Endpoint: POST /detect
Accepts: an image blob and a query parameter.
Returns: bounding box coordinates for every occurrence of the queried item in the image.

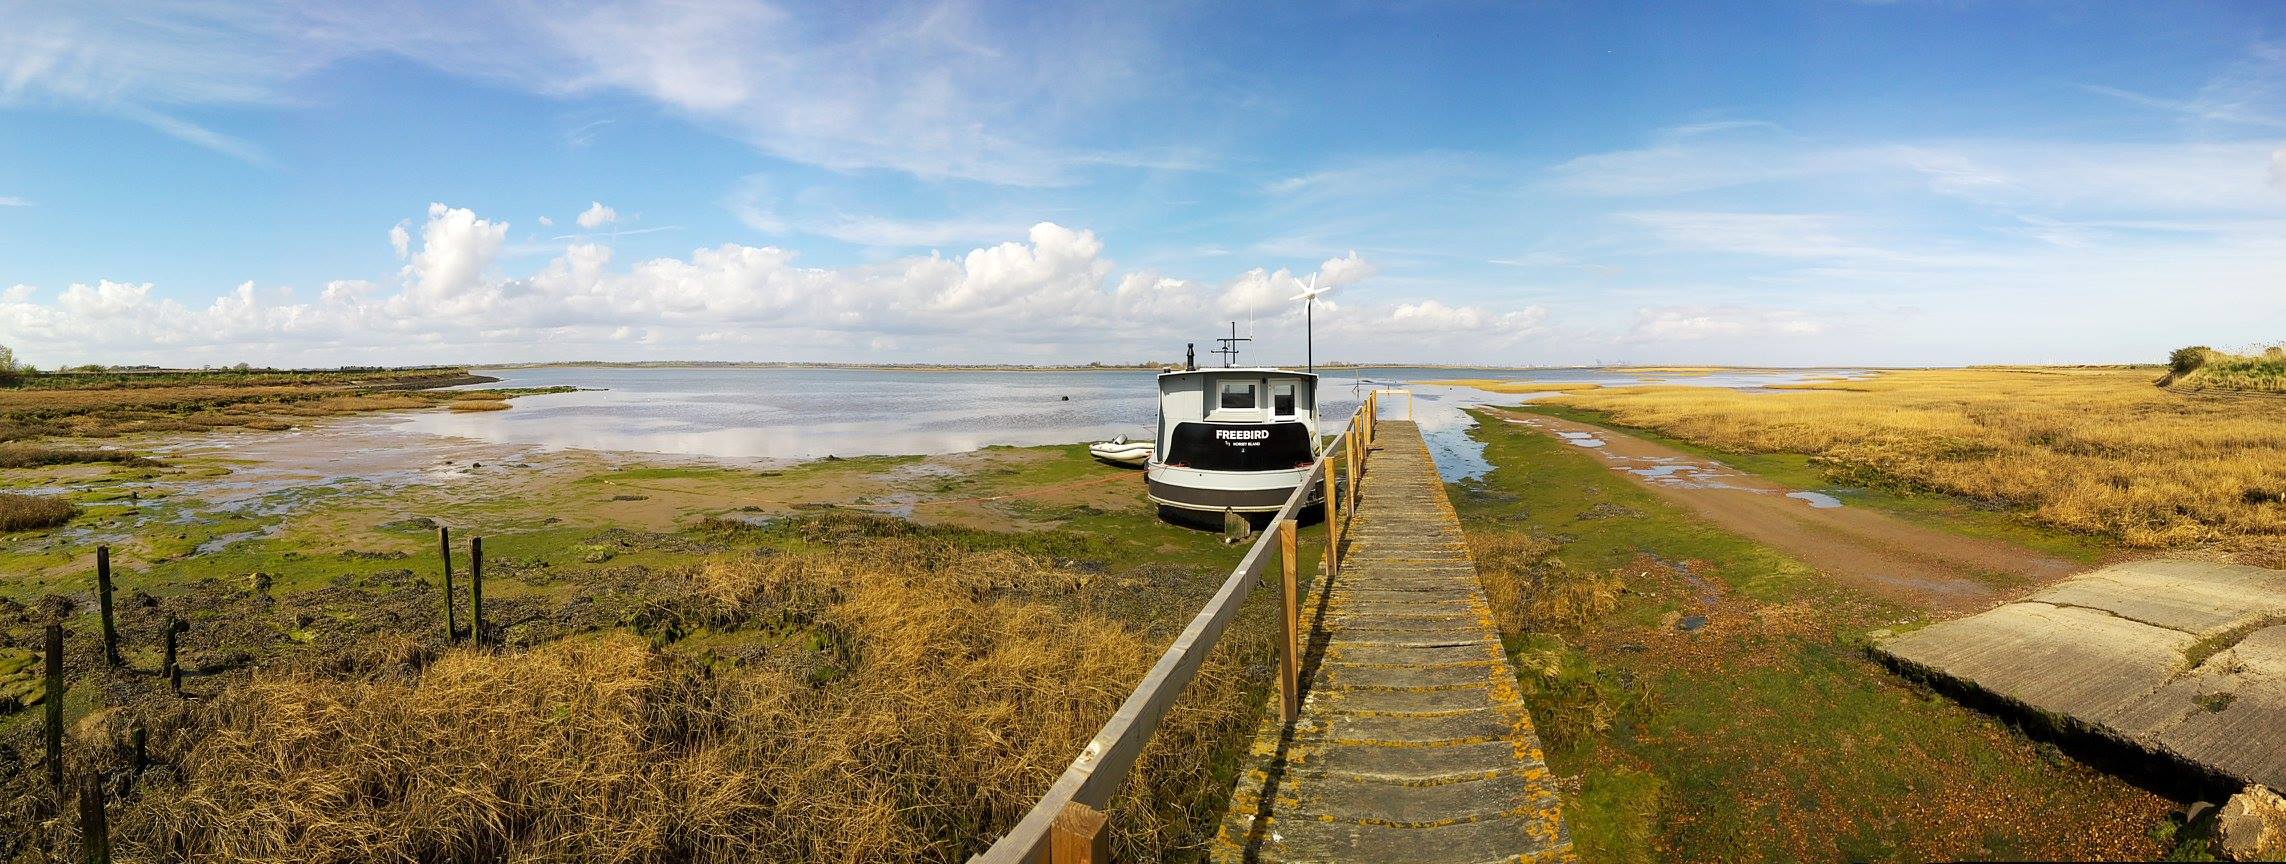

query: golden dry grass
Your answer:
[1471,531,1621,634]
[2168,347,2286,393]
[446,399,511,412]
[1550,367,2286,554]
[108,538,1261,863]
[0,492,76,531]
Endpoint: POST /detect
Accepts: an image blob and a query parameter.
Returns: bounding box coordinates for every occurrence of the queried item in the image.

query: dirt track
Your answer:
[1488,410,2080,612]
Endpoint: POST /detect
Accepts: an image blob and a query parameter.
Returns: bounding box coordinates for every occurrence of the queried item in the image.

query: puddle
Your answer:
[1787,491,1844,509]
[1555,431,1607,448]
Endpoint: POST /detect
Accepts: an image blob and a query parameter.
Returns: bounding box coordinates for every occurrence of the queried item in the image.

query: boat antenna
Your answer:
[1212,321,1249,367]
[1289,272,1335,375]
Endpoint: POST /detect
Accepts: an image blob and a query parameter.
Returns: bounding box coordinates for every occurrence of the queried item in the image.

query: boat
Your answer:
[1088,435,1154,466]
[1145,327,1326,523]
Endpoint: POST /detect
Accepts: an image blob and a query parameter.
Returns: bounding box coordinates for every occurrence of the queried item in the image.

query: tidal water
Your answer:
[397,365,1857,482]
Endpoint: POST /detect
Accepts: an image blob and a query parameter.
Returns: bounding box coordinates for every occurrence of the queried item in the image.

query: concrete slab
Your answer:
[1875,560,2286,790]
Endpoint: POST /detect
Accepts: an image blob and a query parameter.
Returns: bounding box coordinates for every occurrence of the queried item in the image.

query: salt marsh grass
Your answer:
[1551,367,2286,554]
[99,535,1264,863]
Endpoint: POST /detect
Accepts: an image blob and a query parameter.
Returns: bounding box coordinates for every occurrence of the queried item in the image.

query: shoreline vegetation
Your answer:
[1536,366,2286,560]
[0,367,571,444]
[1451,413,2178,861]
[0,361,1298,860]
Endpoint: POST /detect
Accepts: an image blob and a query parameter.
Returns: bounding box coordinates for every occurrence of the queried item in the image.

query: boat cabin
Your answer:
[1146,366,1323,516]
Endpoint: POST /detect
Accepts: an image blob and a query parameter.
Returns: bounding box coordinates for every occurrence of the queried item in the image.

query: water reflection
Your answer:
[401,365,1859,481]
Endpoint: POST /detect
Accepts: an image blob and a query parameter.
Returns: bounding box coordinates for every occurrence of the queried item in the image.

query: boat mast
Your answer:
[1212,322,1249,368]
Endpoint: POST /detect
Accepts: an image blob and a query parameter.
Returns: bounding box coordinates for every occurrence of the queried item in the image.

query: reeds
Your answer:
[1551,367,2286,553]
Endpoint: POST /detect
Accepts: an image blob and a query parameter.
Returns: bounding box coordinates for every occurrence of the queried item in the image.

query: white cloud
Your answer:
[576,202,617,229]
[388,221,410,260]
[0,1,1178,183]
[0,205,1544,366]
[2272,147,2286,195]
[537,215,555,228]
[0,196,31,207]
[1625,307,1828,342]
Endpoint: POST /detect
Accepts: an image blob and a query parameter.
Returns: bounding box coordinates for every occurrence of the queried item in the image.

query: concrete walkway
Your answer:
[1215,421,1573,864]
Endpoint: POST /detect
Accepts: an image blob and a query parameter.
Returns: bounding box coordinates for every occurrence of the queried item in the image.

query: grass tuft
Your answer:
[0,492,77,531]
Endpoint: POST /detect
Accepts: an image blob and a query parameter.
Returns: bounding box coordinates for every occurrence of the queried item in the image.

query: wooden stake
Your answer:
[469,536,484,647]
[78,773,110,864]
[44,623,63,790]
[95,547,119,667]
[44,621,65,790]
[162,616,181,695]
[438,526,457,643]
[1278,518,1300,723]
[1049,800,1110,864]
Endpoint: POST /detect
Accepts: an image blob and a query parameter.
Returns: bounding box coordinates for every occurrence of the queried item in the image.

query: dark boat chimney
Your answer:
[1186,343,1196,371]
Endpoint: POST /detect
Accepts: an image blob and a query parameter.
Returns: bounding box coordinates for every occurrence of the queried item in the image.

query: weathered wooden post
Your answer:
[1049,800,1110,864]
[1324,458,1341,576]
[129,721,147,774]
[438,525,457,643]
[1335,434,1353,516]
[79,773,110,864]
[45,623,64,790]
[95,547,119,667]
[162,616,180,695]
[1278,518,1301,723]
[469,536,484,647]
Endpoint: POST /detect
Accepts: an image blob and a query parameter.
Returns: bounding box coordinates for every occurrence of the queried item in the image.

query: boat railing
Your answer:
[967,389,1397,864]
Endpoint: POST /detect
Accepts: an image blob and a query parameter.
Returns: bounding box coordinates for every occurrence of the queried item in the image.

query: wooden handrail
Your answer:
[968,393,1398,863]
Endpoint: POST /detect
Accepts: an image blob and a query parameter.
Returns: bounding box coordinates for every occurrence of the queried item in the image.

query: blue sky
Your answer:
[1,1,2281,367]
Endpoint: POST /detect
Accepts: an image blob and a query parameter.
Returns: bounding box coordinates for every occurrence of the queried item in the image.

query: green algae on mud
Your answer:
[0,431,1297,862]
[1453,408,2176,863]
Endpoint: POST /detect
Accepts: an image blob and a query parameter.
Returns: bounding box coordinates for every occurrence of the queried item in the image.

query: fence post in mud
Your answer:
[162,617,180,695]
[79,780,111,863]
[469,537,484,647]
[96,547,119,667]
[1049,800,1109,864]
[438,526,457,643]
[44,623,64,790]
[78,773,110,864]
[1278,518,1300,724]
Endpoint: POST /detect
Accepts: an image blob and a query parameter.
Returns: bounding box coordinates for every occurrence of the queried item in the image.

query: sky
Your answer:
[0,1,2281,369]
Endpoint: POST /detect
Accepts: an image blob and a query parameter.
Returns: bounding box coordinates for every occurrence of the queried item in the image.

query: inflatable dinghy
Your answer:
[1088,435,1154,466]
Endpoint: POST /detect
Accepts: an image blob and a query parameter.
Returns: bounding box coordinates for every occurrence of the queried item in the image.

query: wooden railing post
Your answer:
[1050,801,1110,864]
[1324,460,1341,575]
[1277,518,1300,723]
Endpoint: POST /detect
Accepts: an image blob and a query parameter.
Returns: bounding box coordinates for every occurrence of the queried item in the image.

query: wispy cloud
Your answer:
[0,196,31,207]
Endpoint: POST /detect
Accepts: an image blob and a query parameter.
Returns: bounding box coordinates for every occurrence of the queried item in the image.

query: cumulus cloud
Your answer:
[0,205,1546,366]
[576,202,617,229]
[388,221,410,260]
[538,215,555,227]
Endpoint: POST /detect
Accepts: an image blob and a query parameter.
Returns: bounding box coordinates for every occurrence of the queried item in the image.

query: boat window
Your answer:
[1219,382,1257,410]
[1272,383,1296,417]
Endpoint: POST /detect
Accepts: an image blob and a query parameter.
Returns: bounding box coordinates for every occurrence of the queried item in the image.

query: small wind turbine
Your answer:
[1289,273,1335,374]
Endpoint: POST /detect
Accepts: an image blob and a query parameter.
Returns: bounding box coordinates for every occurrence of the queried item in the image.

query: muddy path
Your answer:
[1487,409,2083,613]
